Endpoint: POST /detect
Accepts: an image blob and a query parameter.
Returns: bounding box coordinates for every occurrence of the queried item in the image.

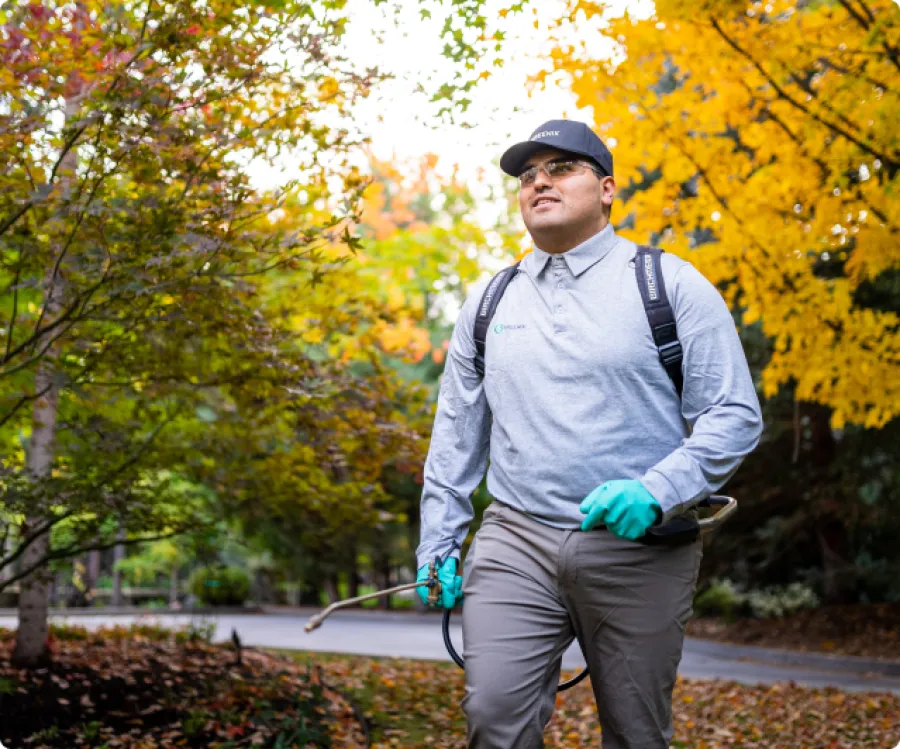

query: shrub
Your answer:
[693,579,743,619]
[189,565,250,606]
[693,578,820,620]
[743,582,820,619]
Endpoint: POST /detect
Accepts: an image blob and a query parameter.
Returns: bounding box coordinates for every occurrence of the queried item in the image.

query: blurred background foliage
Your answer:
[0,0,898,666]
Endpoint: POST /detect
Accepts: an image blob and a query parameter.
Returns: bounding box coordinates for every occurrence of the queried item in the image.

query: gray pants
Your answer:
[461,501,702,749]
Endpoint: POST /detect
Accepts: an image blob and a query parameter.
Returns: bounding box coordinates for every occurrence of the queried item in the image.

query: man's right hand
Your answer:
[416,557,463,609]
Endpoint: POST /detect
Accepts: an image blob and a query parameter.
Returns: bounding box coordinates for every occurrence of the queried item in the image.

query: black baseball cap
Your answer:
[500,119,613,179]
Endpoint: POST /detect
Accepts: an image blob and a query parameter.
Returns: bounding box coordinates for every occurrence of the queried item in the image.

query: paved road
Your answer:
[2,609,898,694]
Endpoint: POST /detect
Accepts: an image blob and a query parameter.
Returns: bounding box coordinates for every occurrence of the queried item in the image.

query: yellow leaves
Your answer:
[373,318,432,363]
[386,284,406,312]
[302,328,325,344]
[317,76,340,102]
[545,0,900,429]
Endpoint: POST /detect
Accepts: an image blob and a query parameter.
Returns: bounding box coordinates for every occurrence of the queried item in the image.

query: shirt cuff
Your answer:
[640,469,685,525]
[416,547,462,572]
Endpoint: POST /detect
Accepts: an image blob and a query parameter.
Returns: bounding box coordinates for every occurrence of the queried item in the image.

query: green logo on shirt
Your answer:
[493,323,526,334]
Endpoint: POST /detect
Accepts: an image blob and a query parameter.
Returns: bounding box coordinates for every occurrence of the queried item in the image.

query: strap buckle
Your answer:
[658,340,683,367]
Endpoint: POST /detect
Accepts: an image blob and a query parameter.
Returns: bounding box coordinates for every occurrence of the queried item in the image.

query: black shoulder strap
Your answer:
[473,261,521,377]
[471,249,683,398]
[634,246,683,397]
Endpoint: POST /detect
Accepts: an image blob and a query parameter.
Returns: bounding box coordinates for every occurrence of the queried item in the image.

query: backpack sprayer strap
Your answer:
[473,262,521,377]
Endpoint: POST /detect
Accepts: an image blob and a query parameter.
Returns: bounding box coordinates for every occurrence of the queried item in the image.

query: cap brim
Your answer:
[499,141,590,177]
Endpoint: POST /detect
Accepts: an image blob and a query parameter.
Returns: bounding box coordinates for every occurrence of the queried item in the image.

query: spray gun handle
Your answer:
[426,558,442,606]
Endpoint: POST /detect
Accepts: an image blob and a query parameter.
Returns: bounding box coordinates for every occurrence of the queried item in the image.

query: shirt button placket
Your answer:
[552,255,566,333]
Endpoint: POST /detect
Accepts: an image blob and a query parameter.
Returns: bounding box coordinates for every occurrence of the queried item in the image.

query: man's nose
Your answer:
[532,166,553,189]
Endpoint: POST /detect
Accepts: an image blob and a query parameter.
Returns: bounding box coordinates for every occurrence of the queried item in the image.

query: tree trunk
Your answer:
[818,520,856,604]
[87,550,100,598]
[371,542,392,611]
[12,335,64,664]
[380,553,392,611]
[169,567,179,608]
[12,86,81,665]
[0,531,10,586]
[111,533,126,607]
[323,572,339,604]
[347,539,360,599]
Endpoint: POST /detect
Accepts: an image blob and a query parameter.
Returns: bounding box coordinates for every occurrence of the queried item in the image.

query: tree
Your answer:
[0,0,373,664]
[1,0,528,659]
[543,0,900,601]
[549,0,899,428]
[211,152,521,604]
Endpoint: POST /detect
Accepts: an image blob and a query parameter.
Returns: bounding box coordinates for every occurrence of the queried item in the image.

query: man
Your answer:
[415,119,763,748]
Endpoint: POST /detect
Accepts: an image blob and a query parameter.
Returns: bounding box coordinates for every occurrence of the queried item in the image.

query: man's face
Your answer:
[517,148,615,240]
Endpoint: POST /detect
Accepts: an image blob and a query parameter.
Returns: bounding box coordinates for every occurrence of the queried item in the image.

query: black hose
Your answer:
[441,608,590,692]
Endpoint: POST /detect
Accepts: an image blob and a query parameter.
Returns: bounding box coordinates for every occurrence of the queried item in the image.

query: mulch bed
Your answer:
[0,624,366,748]
[687,602,900,661]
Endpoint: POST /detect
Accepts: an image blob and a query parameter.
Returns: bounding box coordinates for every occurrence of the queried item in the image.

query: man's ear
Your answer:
[601,176,616,202]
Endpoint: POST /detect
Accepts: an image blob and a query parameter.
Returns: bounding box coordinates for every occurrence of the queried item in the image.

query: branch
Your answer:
[0,511,76,573]
[817,56,893,93]
[30,169,109,346]
[5,252,23,360]
[0,521,11,561]
[0,121,90,240]
[837,0,871,29]
[92,412,179,490]
[625,94,801,301]
[0,317,79,379]
[0,384,51,431]
[0,410,180,573]
[0,256,114,371]
[710,17,900,172]
[0,529,187,594]
[838,0,900,74]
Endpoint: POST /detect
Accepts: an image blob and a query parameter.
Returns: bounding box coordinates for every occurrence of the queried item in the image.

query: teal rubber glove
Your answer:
[580,479,662,540]
[416,557,463,609]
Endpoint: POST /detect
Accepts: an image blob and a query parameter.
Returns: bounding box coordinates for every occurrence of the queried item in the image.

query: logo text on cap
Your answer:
[531,131,560,140]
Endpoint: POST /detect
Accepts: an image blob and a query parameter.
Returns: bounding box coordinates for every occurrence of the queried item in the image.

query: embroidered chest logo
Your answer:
[493,323,526,334]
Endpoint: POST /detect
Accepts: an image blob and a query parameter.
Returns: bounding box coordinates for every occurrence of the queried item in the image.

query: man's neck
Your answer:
[533,219,610,255]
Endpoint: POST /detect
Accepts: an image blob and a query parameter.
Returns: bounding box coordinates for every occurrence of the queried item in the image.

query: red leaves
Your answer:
[26,3,48,21]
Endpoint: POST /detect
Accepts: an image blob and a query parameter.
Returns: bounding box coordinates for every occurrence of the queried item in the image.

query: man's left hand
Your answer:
[580,479,662,540]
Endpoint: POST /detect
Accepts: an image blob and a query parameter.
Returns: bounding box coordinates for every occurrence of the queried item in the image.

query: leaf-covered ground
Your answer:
[0,625,366,747]
[687,603,900,661]
[289,652,900,748]
[1,625,897,747]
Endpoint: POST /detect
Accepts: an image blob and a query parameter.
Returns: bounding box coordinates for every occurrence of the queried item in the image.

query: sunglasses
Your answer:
[518,158,606,187]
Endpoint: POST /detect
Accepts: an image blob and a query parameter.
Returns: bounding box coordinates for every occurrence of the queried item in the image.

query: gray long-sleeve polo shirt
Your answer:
[416,224,763,570]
